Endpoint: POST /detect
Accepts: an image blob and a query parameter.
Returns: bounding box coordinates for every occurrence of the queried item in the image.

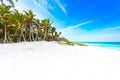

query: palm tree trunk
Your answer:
[52,33,53,40]
[19,35,22,42]
[43,27,47,40]
[21,28,26,41]
[35,30,38,41]
[29,23,32,41]
[29,31,31,41]
[31,32,34,41]
[7,34,11,43]
[43,31,46,40]
[3,26,6,43]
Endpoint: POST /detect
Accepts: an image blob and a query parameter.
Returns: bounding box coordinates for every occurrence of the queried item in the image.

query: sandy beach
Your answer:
[0,41,120,80]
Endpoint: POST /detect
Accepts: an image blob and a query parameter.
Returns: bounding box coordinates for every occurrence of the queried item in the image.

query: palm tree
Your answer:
[0,4,12,43]
[33,19,43,41]
[9,9,26,42]
[0,0,18,7]
[24,10,35,41]
[41,18,52,41]
[0,18,3,42]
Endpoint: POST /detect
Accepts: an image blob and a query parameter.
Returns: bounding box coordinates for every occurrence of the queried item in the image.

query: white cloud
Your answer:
[34,0,67,15]
[53,0,67,15]
[61,20,93,32]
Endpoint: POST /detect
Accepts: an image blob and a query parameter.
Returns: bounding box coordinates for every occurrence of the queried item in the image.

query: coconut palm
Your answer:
[9,9,26,42]
[24,10,35,41]
[33,19,43,41]
[0,4,12,43]
[41,18,52,41]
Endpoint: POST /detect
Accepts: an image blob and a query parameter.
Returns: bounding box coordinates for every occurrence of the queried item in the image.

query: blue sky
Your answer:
[11,0,120,42]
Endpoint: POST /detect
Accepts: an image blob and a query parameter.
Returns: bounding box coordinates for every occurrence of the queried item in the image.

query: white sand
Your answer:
[0,41,120,80]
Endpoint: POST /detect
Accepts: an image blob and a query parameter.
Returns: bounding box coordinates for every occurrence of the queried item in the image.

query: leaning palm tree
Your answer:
[0,0,18,7]
[9,9,26,42]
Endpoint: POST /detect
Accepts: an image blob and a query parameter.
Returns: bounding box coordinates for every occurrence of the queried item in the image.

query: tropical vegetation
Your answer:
[0,2,63,43]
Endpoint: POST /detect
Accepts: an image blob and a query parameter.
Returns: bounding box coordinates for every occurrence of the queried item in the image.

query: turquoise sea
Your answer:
[80,42,120,50]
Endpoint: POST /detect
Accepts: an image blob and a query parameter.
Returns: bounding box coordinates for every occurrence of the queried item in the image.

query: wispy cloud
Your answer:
[35,0,55,10]
[33,0,67,15]
[66,25,120,42]
[100,26,120,32]
[53,0,67,15]
[62,20,93,32]
[32,0,56,20]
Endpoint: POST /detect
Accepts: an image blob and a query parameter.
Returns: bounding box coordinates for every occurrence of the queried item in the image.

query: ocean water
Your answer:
[80,42,120,50]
